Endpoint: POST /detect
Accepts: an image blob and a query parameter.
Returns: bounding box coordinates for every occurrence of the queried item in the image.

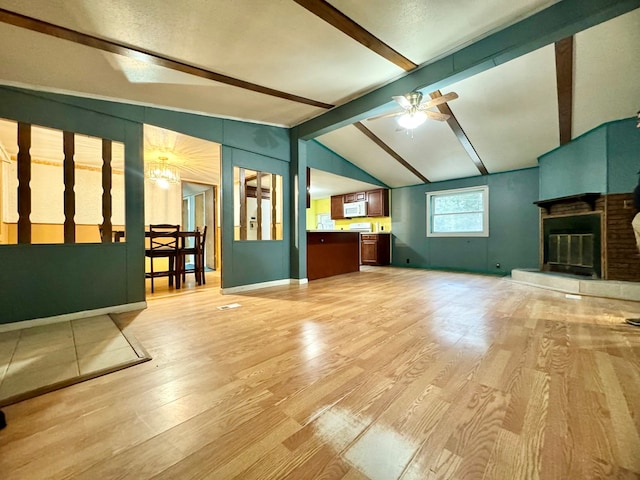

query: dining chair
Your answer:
[180,225,207,285]
[145,224,180,293]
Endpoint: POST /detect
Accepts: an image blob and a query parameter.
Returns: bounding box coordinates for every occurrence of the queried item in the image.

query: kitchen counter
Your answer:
[307,231,360,280]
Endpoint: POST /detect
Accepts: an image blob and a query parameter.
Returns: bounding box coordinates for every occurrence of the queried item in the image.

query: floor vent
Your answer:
[217,303,241,310]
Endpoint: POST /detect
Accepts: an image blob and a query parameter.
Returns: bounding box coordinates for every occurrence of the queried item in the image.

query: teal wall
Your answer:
[538,117,640,200]
[607,118,640,193]
[0,86,292,323]
[221,147,291,288]
[2,82,635,323]
[391,168,539,275]
[0,87,144,324]
[539,125,607,200]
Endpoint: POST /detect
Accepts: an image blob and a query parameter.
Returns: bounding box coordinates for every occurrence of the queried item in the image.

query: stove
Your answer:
[349,222,372,233]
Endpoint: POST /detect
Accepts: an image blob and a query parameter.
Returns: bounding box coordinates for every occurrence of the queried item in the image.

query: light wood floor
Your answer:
[1,267,639,479]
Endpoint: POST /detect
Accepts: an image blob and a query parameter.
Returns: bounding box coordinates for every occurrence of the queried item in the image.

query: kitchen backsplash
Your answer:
[306,198,391,231]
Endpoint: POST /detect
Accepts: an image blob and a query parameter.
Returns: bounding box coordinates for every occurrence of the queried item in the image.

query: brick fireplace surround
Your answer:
[538,193,640,282]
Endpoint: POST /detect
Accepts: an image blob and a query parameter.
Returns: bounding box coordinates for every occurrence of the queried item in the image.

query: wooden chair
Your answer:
[180,226,207,285]
[145,224,180,293]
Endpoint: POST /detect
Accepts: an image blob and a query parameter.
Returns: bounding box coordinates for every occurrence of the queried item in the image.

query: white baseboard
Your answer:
[0,302,148,333]
[221,278,308,294]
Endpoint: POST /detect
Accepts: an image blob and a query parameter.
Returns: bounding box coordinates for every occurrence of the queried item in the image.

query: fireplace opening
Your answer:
[542,213,601,277]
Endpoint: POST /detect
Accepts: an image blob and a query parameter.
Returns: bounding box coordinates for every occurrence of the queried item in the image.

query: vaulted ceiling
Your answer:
[0,0,638,195]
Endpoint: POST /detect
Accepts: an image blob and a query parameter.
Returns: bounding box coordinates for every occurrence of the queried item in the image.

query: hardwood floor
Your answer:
[1,267,639,479]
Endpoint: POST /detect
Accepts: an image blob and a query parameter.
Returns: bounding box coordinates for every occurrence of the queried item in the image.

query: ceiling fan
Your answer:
[367,91,458,129]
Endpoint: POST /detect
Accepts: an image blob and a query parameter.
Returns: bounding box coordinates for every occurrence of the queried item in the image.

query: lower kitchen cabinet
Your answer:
[360,233,390,266]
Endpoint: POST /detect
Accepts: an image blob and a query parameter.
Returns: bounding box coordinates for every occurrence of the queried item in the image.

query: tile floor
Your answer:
[0,315,142,403]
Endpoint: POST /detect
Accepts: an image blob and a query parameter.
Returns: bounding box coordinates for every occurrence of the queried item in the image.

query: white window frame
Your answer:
[426,185,489,237]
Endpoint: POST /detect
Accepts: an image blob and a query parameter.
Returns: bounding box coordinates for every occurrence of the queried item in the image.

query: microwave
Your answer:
[343,200,367,217]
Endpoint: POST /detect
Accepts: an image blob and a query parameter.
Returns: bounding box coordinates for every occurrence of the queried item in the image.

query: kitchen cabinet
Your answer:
[366,188,389,217]
[330,195,344,219]
[360,233,390,266]
[330,188,389,219]
[344,191,366,203]
[307,231,360,280]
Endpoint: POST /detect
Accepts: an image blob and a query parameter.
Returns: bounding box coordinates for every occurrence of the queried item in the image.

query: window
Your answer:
[233,167,283,241]
[0,118,125,245]
[426,186,488,237]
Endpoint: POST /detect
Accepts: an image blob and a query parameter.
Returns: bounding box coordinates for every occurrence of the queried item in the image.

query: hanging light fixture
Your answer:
[397,109,427,130]
[146,156,180,189]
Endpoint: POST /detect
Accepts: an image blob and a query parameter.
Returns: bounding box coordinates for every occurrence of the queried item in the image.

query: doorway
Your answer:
[143,124,221,295]
[182,181,217,271]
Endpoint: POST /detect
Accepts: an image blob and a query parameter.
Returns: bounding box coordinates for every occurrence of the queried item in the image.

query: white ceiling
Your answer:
[309,169,380,200]
[0,1,638,196]
[144,125,220,186]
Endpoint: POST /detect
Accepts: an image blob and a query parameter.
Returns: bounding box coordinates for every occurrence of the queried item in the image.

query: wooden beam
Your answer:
[293,0,417,72]
[555,36,574,145]
[295,0,640,139]
[63,131,75,243]
[429,90,488,175]
[0,8,334,110]
[101,139,113,243]
[353,122,430,184]
[272,174,277,240]
[239,168,247,240]
[256,172,263,240]
[17,122,31,244]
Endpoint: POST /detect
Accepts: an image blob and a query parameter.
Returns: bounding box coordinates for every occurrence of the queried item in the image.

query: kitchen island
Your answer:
[307,231,360,280]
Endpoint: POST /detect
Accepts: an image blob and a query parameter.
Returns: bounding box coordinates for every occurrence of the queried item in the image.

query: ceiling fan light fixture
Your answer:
[397,110,427,130]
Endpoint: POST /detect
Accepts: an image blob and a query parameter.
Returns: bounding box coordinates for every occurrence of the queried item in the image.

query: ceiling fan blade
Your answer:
[425,110,450,121]
[392,95,412,110]
[367,110,403,121]
[422,91,459,109]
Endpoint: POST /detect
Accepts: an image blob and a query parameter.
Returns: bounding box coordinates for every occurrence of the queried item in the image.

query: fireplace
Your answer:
[542,213,601,277]
[535,192,640,282]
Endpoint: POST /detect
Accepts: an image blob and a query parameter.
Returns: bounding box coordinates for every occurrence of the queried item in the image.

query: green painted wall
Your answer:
[607,118,640,193]
[391,168,539,275]
[539,125,607,200]
[221,146,291,288]
[0,87,144,324]
[0,86,292,323]
[538,117,640,200]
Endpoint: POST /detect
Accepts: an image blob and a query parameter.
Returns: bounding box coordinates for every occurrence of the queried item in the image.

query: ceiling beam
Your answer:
[430,91,488,175]
[353,122,430,184]
[555,36,574,145]
[0,8,334,110]
[293,0,417,72]
[295,0,640,139]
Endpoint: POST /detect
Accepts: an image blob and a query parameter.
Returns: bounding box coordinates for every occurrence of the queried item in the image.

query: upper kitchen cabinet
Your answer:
[330,188,389,219]
[330,195,344,220]
[366,189,389,217]
[344,192,366,203]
